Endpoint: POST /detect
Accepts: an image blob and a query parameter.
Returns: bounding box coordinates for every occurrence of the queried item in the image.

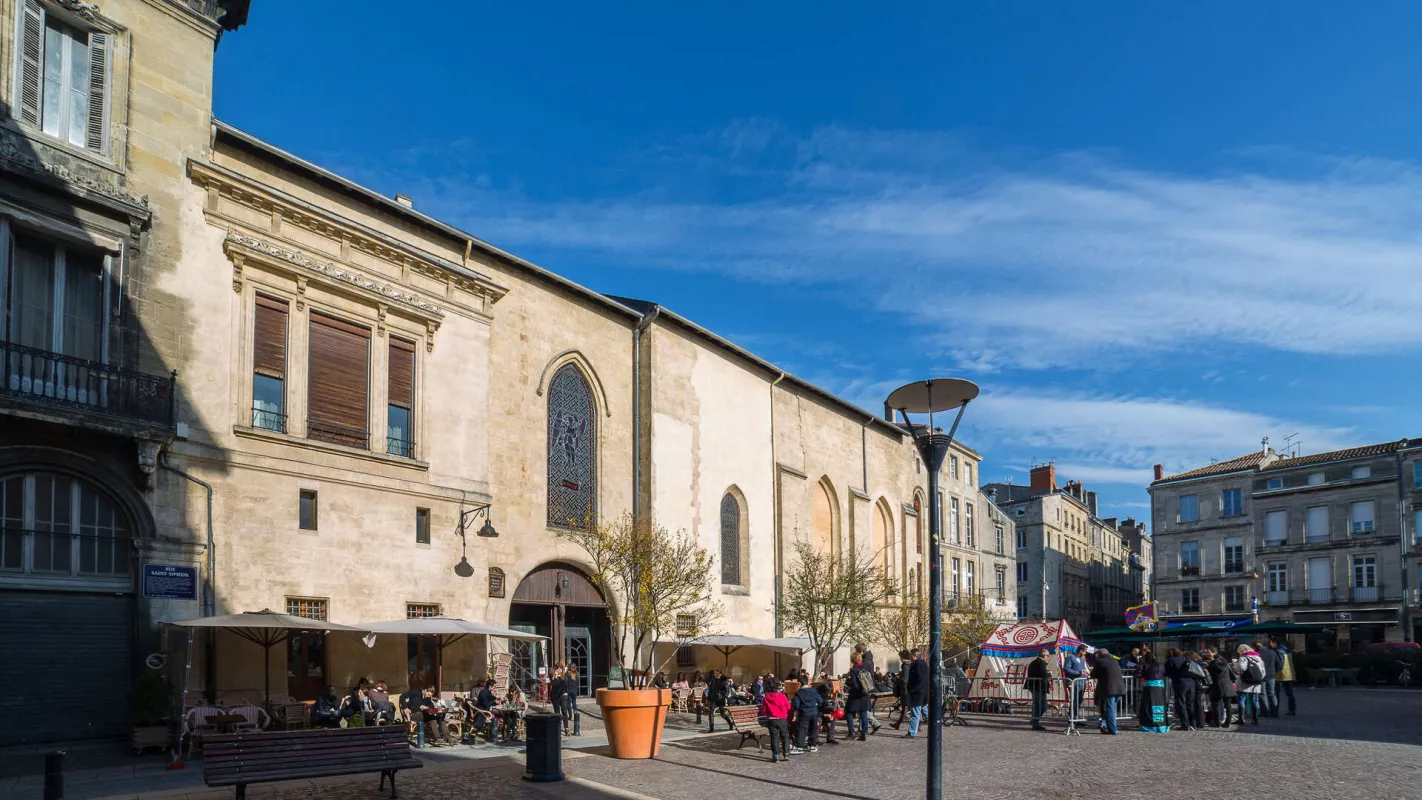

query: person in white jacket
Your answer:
[1234,645,1265,725]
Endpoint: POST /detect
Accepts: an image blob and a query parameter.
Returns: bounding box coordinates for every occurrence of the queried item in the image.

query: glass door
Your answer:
[510,624,540,695]
[565,625,592,697]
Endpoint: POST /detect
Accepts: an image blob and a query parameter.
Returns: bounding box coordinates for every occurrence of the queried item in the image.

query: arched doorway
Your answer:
[508,562,610,697]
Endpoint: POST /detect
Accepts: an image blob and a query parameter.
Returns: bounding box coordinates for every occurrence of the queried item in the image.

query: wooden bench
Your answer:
[726,705,767,750]
[203,726,423,799]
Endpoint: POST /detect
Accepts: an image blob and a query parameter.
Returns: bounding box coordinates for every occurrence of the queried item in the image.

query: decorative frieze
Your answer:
[0,128,151,232]
[224,231,446,321]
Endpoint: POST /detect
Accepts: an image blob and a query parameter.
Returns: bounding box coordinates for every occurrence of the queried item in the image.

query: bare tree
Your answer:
[555,512,721,687]
[942,593,1003,667]
[872,592,929,657]
[778,539,896,675]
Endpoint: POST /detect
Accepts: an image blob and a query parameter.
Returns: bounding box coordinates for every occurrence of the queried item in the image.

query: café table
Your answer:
[209,713,248,733]
[1315,667,1343,687]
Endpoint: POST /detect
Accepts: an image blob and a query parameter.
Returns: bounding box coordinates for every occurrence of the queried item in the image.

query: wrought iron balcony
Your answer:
[1307,588,1334,605]
[1352,585,1380,603]
[1,342,175,428]
[1266,590,1289,606]
[252,405,287,434]
[387,435,415,459]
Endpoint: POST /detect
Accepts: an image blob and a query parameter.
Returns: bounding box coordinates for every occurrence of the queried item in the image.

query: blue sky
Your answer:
[213,2,1422,518]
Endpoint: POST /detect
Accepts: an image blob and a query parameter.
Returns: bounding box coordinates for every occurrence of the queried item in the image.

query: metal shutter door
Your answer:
[0,591,133,746]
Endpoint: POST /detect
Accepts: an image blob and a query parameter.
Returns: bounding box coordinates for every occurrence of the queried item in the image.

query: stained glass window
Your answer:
[547,365,596,528]
[720,493,741,585]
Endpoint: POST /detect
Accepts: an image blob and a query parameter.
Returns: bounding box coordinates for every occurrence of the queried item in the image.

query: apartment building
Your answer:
[985,464,1139,633]
[1150,439,1419,649]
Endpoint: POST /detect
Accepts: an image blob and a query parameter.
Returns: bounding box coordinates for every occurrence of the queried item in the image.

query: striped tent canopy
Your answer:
[979,619,1083,658]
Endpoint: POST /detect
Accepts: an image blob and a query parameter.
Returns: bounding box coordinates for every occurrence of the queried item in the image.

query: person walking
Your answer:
[1234,644,1265,725]
[1091,647,1126,735]
[791,678,823,752]
[890,649,911,729]
[1271,637,1297,716]
[845,653,874,741]
[1255,640,1281,718]
[705,669,733,732]
[1062,647,1088,724]
[1026,649,1051,731]
[760,678,792,762]
[1207,648,1237,729]
[1164,648,1196,731]
[902,648,930,739]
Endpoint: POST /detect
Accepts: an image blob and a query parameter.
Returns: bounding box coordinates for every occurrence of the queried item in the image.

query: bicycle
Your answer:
[1399,660,1414,688]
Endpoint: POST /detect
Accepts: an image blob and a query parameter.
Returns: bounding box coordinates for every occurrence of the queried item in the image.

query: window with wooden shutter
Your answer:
[18,3,110,154]
[252,295,287,432]
[387,337,415,457]
[307,312,369,448]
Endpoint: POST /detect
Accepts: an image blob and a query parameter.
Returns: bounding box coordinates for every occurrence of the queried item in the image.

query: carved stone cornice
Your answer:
[0,126,151,234]
[224,232,446,323]
[190,159,508,313]
[55,0,101,21]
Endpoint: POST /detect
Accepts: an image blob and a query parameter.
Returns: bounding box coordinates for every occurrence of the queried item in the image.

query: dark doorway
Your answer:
[286,632,326,700]
[508,562,611,696]
[407,634,439,689]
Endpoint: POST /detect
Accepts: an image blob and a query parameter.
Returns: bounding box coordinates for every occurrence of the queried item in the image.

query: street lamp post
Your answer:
[886,378,979,800]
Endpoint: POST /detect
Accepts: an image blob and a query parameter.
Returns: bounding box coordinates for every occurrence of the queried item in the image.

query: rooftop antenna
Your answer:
[1283,432,1301,457]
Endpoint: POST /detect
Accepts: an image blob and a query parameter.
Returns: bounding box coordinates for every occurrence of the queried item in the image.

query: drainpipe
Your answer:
[631,306,660,520]
[770,372,787,639]
[1398,448,1412,642]
[160,454,216,700]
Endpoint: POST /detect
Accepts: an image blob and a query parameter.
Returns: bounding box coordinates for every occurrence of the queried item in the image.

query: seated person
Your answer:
[342,686,376,726]
[312,685,342,728]
[471,679,498,735]
[813,679,840,743]
[418,686,456,745]
[671,672,690,691]
[399,684,422,718]
[651,672,670,689]
[502,683,528,740]
[367,680,396,723]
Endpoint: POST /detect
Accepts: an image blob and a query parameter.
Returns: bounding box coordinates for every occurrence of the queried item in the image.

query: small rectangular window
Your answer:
[1414,462,1422,489]
[406,603,440,618]
[415,508,430,544]
[1352,465,1371,480]
[1266,478,1283,490]
[299,489,318,531]
[1224,585,1246,612]
[1181,588,1200,613]
[1017,596,1028,619]
[1017,562,1028,583]
[1016,529,1027,549]
[1308,472,1325,486]
[1221,489,1243,517]
[285,597,327,620]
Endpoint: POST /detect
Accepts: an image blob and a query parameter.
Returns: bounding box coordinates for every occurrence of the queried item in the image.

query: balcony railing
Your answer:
[1224,602,1247,613]
[0,529,133,577]
[252,405,287,434]
[1351,521,1375,536]
[1180,565,1200,577]
[307,419,370,449]
[1266,590,1289,605]
[387,436,415,459]
[1352,585,1380,603]
[1308,588,1334,605]
[1306,532,1331,544]
[1181,604,1202,614]
[1,341,175,427]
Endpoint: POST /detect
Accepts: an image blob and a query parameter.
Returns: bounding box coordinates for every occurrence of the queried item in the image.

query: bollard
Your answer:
[416,718,425,749]
[522,712,564,782]
[572,710,581,736]
[44,750,65,800]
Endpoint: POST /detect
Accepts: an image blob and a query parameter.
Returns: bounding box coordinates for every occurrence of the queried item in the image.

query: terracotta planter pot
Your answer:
[596,687,671,759]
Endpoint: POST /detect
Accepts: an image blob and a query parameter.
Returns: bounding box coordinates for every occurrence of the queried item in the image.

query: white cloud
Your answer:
[379,126,1422,370]
[962,387,1355,482]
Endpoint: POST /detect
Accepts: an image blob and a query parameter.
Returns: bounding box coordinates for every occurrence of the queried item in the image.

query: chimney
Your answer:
[1086,491,1098,517]
[1152,464,1164,482]
[1030,463,1057,493]
[395,194,414,209]
[987,487,998,502]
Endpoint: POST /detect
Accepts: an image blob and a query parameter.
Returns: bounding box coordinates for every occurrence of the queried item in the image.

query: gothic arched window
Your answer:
[720,492,744,586]
[547,365,596,528]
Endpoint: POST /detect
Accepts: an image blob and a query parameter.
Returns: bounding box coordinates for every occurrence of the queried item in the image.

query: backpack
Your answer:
[1187,660,1211,687]
[1242,658,1264,685]
[855,668,875,695]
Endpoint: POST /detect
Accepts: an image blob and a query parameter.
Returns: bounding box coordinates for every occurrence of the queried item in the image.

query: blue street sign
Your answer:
[142,564,198,600]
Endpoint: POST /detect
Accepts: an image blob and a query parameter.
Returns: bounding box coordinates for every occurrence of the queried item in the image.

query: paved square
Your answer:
[7,688,1419,800]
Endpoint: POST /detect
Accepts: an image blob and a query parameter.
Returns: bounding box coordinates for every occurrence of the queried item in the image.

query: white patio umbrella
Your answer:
[360,616,546,691]
[655,634,815,668]
[167,609,370,703]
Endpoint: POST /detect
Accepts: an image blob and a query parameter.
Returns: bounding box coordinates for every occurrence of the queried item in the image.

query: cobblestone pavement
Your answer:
[7,689,1419,799]
[568,688,1422,800]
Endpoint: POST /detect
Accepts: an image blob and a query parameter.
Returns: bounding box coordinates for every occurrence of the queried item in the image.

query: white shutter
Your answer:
[1265,511,1287,543]
[17,0,45,126]
[85,31,109,153]
[1306,506,1329,539]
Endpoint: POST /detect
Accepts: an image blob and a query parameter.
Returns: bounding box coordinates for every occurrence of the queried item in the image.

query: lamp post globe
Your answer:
[884,378,978,800]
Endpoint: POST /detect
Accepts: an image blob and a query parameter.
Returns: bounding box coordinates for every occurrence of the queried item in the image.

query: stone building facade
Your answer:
[1150,439,1419,649]
[985,464,1140,634]
[0,0,1015,747]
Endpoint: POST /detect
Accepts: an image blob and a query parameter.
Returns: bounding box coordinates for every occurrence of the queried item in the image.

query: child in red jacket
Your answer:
[760,678,792,762]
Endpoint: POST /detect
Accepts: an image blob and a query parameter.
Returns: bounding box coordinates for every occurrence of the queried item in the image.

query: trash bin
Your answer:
[523,712,564,782]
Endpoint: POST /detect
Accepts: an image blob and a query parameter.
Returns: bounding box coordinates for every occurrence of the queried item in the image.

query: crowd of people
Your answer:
[1024,636,1299,734]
